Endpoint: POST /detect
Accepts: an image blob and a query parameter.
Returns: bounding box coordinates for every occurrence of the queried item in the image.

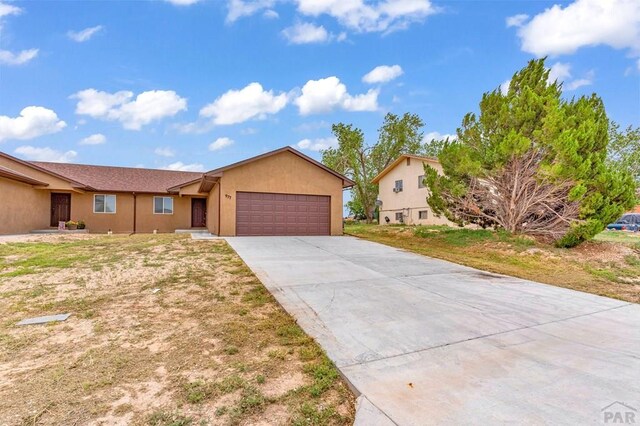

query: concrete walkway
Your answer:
[226,236,640,425]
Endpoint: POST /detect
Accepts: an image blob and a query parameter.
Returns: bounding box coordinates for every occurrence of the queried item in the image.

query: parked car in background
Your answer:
[606,213,640,231]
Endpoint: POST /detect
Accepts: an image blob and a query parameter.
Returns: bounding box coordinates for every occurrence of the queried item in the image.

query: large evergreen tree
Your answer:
[425,59,636,247]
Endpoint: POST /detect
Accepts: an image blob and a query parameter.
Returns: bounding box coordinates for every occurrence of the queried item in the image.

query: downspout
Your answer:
[132,192,137,234]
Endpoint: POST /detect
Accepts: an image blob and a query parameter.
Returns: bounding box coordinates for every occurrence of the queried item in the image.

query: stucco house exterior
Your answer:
[0,147,354,236]
[372,154,452,226]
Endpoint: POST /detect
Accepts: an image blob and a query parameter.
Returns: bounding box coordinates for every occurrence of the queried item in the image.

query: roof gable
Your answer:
[371,154,440,184]
[203,146,355,188]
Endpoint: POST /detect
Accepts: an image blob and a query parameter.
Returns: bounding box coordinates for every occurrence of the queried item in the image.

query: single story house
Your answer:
[372,154,453,226]
[0,146,354,236]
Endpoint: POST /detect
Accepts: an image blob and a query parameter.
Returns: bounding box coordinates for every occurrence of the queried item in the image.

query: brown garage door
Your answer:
[236,192,330,236]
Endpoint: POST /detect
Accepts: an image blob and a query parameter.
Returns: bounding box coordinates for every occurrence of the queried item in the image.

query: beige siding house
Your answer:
[372,154,452,226]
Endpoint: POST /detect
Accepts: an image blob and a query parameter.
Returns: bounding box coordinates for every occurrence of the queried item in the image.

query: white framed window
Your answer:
[394,180,403,192]
[94,194,116,214]
[419,210,429,220]
[154,196,174,215]
[418,175,426,188]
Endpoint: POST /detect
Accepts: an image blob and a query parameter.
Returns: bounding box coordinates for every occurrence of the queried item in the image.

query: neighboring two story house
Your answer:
[372,154,452,226]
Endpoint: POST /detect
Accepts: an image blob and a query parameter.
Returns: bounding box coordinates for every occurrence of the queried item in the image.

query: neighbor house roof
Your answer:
[0,151,87,188]
[0,164,50,186]
[30,162,203,194]
[371,154,440,184]
[202,146,355,188]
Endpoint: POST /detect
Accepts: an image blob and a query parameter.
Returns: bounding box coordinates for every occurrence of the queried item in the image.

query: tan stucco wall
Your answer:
[0,177,50,234]
[377,158,453,226]
[0,156,77,190]
[214,151,345,236]
[178,181,205,196]
[69,193,203,233]
[207,183,220,235]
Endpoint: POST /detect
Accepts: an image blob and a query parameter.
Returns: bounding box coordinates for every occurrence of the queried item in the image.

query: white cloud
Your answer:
[0,106,67,142]
[0,2,21,19]
[226,0,275,23]
[294,76,378,115]
[72,89,187,130]
[548,62,572,83]
[209,137,235,151]
[514,0,640,57]
[506,14,529,28]
[362,64,403,84]
[566,70,595,90]
[295,0,437,33]
[165,0,201,5]
[79,133,106,145]
[67,25,104,42]
[200,82,288,125]
[296,136,338,151]
[163,161,204,172]
[0,48,38,66]
[154,147,175,157]
[499,80,510,95]
[424,131,456,142]
[14,146,77,163]
[282,22,329,44]
[263,9,279,19]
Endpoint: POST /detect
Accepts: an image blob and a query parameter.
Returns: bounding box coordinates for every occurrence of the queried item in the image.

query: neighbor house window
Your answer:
[394,180,403,192]
[154,197,174,214]
[418,175,426,188]
[419,210,429,220]
[395,212,403,222]
[94,194,116,214]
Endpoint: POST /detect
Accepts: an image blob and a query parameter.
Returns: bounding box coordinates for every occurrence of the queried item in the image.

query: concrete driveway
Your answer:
[226,236,640,425]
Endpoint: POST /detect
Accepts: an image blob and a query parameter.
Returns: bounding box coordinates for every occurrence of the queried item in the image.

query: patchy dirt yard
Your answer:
[0,234,354,425]
[346,224,640,303]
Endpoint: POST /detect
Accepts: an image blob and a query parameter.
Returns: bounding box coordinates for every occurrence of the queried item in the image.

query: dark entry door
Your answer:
[191,198,207,227]
[50,193,71,227]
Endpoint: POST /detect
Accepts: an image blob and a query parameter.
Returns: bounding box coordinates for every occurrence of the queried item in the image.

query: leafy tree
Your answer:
[420,137,448,158]
[425,59,637,247]
[322,112,424,222]
[608,122,640,186]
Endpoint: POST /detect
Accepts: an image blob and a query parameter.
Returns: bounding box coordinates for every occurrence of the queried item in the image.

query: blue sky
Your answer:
[0,0,639,172]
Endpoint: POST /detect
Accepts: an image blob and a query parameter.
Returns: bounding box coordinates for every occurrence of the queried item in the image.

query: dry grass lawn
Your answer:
[0,234,354,426]
[346,224,640,303]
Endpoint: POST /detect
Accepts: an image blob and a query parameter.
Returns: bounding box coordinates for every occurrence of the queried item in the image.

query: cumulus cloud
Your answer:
[165,0,201,5]
[0,2,22,19]
[154,147,175,157]
[506,14,529,28]
[0,106,67,142]
[263,9,279,19]
[548,62,572,83]
[295,0,437,33]
[282,22,329,44]
[67,25,104,42]
[163,161,204,172]
[200,82,288,125]
[362,64,403,84]
[500,80,511,95]
[424,131,456,142]
[548,62,594,90]
[226,0,275,23]
[72,89,187,130]
[0,48,38,66]
[294,76,378,115]
[513,0,640,57]
[209,137,235,151]
[15,146,77,163]
[79,133,106,145]
[296,136,338,151]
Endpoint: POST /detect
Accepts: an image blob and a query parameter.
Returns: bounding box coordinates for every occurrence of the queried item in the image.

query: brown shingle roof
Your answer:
[30,162,203,193]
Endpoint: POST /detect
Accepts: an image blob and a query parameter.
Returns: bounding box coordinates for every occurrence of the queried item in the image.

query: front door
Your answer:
[191,198,206,228]
[50,193,71,227]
